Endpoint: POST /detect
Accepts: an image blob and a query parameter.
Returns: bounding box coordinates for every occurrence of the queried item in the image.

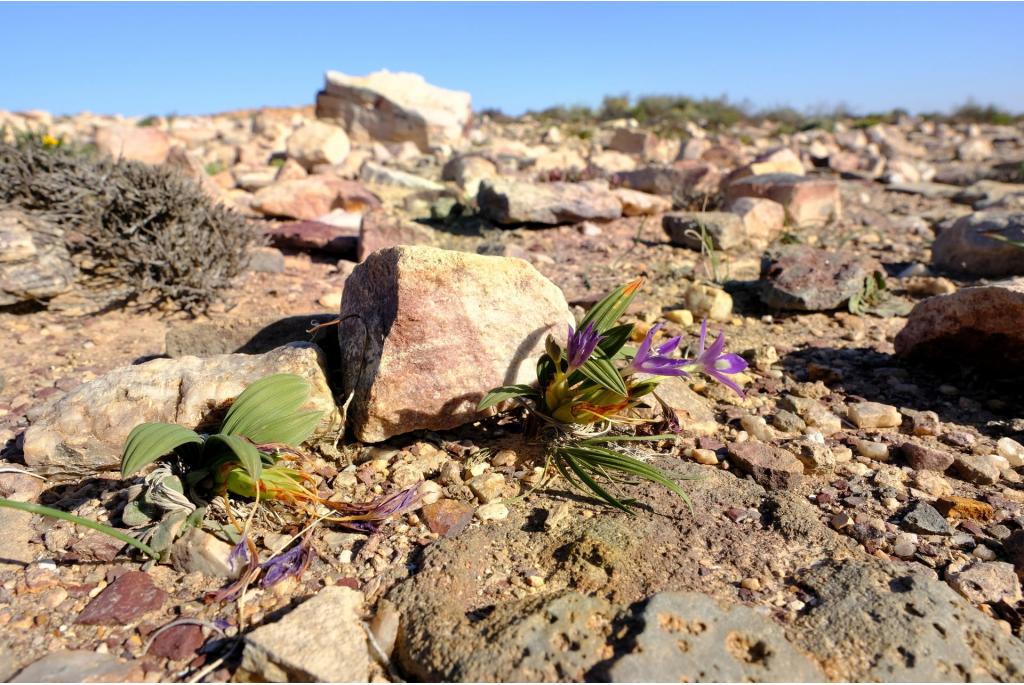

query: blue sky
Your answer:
[2,2,1022,117]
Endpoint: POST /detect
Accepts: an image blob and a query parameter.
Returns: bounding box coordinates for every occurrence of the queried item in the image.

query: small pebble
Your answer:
[740,577,761,591]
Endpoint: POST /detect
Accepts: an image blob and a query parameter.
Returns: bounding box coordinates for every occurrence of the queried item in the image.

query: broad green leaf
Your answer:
[477,384,538,411]
[579,278,644,334]
[221,374,316,446]
[595,324,634,359]
[536,355,557,388]
[244,409,323,447]
[206,434,263,485]
[121,423,203,478]
[577,356,628,397]
[0,497,158,558]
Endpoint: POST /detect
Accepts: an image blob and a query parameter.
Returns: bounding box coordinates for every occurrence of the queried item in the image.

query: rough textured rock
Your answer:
[477,179,622,225]
[651,375,718,435]
[360,161,445,191]
[894,278,1024,372]
[252,176,380,221]
[420,499,475,538]
[265,219,359,257]
[613,187,672,217]
[726,173,841,226]
[612,162,721,199]
[76,571,167,625]
[730,146,806,179]
[358,208,436,261]
[10,650,144,683]
[947,561,1022,605]
[23,343,341,478]
[94,124,170,165]
[608,128,659,157]
[285,120,350,170]
[0,207,75,305]
[726,442,804,490]
[726,196,786,247]
[316,69,472,151]
[608,592,824,682]
[899,442,955,472]
[240,585,368,682]
[663,211,746,250]
[794,559,1024,681]
[147,623,205,660]
[901,500,952,535]
[339,246,572,442]
[441,154,497,196]
[932,211,1024,277]
[759,245,883,311]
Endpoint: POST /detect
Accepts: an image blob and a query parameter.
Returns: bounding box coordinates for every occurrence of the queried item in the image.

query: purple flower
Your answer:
[260,541,312,588]
[566,322,602,370]
[682,319,748,397]
[228,537,251,574]
[626,323,689,377]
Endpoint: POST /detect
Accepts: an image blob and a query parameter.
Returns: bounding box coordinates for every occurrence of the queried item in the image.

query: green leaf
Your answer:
[559,451,635,514]
[577,356,628,397]
[536,355,557,388]
[121,423,203,478]
[579,278,644,334]
[477,384,538,411]
[595,324,634,359]
[0,497,158,558]
[206,434,263,485]
[220,374,320,446]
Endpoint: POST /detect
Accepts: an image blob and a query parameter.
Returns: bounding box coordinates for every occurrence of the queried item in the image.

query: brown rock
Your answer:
[613,188,672,217]
[899,443,954,472]
[894,278,1024,372]
[663,211,746,251]
[612,162,721,199]
[76,571,166,625]
[421,499,475,538]
[338,246,572,442]
[358,209,436,261]
[0,207,75,306]
[935,496,995,522]
[477,179,622,225]
[252,176,380,220]
[726,442,804,490]
[607,128,659,157]
[728,147,805,182]
[726,196,786,247]
[759,245,883,311]
[265,219,359,258]
[286,121,351,170]
[726,173,841,226]
[148,623,205,660]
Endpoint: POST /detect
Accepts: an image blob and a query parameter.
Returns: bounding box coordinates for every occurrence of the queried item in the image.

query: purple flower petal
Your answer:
[567,322,602,370]
[656,335,682,355]
[714,353,748,374]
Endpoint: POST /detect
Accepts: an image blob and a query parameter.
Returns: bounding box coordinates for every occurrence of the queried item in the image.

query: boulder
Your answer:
[0,207,74,305]
[94,124,170,165]
[759,245,883,311]
[612,162,721,199]
[265,219,359,258]
[358,208,436,261]
[932,211,1024,277]
[285,121,350,170]
[338,246,572,442]
[726,196,786,247]
[726,173,841,226]
[252,176,380,220]
[607,128,658,157]
[23,343,341,479]
[477,179,621,225]
[316,70,472,151]
[442,154,498,196]
[894,278,1024,372]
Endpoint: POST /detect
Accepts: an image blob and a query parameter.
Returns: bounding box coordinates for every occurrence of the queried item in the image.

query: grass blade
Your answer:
[0,497,158,558]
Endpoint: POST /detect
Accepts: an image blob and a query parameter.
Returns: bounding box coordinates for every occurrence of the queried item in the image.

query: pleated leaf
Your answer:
[577,356,628,398]
[121,422,203,478]
[207,434,263,485]
[578,278,643,334]
[220,374,317,446]
[595,324,634,359]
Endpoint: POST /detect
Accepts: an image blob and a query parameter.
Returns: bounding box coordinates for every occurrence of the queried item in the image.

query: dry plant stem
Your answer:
[0,468,46,480]
[235,485,261,634]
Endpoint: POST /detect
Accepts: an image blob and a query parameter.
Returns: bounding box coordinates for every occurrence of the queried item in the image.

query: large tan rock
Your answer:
[338,246,573,442]
[251,176,380,220]
[726,173,841,227]
[894,278,1024,372]
[94,124,170,165]
[286,121,351,170]
[932,211,1024,277]
[316,70,472,151]
[477,179,622,225]
[23,343,341,479]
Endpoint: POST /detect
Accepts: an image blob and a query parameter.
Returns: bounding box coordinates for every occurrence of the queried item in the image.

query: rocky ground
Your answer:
[1,70,1024,682]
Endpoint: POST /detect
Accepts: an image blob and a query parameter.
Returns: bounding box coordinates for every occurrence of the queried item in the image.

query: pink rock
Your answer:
[265,220,359,257]
[76,571,167,625]
[726,173,841,227]
[95,125,170,165]
[357,209,435,261]
[252,176,381,221]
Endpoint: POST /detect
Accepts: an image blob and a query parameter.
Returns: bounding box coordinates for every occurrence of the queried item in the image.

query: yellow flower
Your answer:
[41,134,60,148]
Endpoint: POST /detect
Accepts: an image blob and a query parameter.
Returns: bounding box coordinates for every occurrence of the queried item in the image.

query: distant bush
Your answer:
[949,100,1021,125]
[0,131,259,313]
[137,115,160,128]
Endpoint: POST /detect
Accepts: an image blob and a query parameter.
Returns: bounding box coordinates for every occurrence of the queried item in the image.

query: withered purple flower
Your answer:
[682,319,748,397]
[260,541,313,588]
[626,323,688,377]
[323,483,423,533]
[566,323,602,371]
